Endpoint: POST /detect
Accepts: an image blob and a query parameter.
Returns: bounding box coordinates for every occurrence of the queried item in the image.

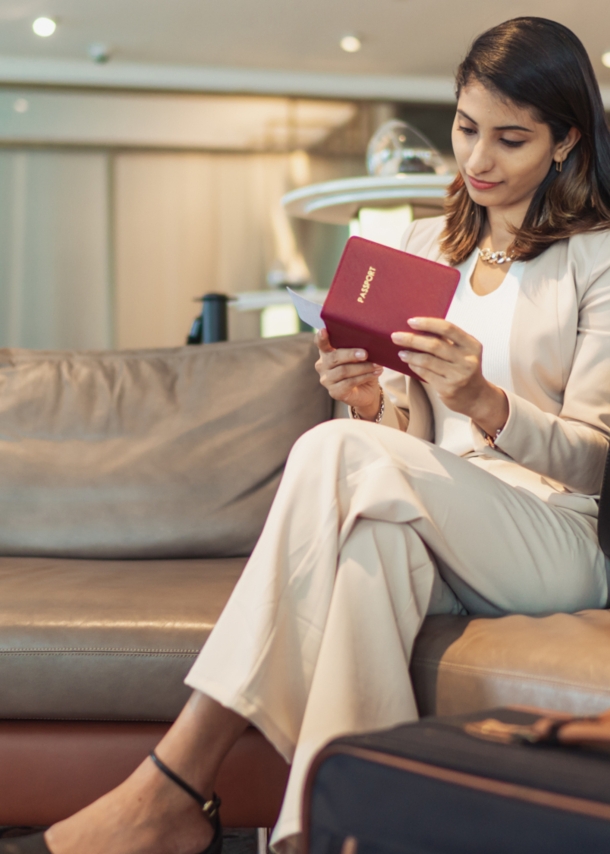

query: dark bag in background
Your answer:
[304,707,610,854]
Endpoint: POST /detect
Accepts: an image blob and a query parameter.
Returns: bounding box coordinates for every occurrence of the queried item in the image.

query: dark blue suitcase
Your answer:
[304,707,610,854]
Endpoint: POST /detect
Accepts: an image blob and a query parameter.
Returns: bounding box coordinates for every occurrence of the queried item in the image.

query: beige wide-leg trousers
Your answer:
[185,420,608,852]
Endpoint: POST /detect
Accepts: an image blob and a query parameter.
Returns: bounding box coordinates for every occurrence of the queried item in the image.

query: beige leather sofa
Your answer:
[1,332,609,831]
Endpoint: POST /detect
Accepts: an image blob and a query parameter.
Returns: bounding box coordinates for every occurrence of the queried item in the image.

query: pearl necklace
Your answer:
[478,247,515,265]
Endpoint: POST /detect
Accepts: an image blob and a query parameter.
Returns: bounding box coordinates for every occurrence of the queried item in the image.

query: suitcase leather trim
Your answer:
[303,742,610,852]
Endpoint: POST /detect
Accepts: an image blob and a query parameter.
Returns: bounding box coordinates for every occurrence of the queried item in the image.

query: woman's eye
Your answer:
[457,125,476,135]
[501,139,526,148]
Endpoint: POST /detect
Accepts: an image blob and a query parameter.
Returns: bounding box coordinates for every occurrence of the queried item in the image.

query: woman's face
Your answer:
[451,80,565,212]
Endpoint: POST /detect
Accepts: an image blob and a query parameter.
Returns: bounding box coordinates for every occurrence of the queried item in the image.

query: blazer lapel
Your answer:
[509,240,573,415]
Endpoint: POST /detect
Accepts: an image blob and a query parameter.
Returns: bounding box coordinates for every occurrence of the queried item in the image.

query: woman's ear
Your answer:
[554,126,581,167]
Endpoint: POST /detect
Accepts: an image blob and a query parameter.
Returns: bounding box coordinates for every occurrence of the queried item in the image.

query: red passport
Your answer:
[321,236,461,377]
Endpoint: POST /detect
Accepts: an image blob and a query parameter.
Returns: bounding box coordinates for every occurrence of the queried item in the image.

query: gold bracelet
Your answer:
[351,387,385,424]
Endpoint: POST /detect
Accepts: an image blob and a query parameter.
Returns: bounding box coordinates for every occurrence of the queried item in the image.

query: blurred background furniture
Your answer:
[282,173,451,249]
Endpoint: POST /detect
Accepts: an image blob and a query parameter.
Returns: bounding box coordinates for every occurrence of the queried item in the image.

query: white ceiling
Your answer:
[0,0,609,95]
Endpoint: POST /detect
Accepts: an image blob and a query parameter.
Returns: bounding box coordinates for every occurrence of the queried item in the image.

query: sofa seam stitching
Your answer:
[0,649,200,655]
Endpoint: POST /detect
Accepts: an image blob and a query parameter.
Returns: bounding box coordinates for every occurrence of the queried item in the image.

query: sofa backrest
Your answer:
[0,333,331,559]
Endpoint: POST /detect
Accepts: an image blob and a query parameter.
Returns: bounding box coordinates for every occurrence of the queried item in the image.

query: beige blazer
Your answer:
[376,215,610,512]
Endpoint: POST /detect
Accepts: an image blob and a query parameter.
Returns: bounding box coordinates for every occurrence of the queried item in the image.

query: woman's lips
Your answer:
[468,175,502,191]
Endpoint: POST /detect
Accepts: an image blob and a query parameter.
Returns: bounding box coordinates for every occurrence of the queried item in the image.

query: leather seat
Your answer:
[7,553,610,727]
[0,556,245,721]
[412,610,610,717]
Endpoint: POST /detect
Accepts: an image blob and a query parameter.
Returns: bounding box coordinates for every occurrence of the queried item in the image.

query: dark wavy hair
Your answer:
[440,17,610,265]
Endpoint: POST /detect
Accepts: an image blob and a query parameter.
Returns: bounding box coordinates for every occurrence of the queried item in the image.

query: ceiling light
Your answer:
[603,51,610,68]
[13,98,29,114]
[340,35,362,53]
[33,17,57,37]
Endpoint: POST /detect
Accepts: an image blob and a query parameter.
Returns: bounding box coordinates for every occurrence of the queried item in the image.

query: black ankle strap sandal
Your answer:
[150,750,223,854]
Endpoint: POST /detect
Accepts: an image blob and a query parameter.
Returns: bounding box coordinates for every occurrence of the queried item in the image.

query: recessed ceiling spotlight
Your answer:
[603,51,610,68]
[33,17,57,37]
[13,98,29,113]
[340,35,362,53]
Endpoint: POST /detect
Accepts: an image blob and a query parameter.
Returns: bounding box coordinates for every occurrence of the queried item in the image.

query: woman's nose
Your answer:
[466,139,495,176]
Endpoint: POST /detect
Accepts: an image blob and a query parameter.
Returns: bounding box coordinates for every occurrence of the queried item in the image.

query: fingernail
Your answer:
[398,351,411,361]
[354,349,367,360]
[373,367,383,374]
[408,318,423,328]
[391,333,404,343]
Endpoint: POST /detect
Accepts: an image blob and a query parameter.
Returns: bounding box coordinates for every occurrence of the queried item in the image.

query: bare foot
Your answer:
[44,755,215,854]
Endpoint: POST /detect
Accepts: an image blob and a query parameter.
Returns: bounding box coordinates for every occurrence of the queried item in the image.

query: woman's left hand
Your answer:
[391,317,509,436]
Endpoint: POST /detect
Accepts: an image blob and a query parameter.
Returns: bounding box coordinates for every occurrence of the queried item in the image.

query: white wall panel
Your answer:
[0,150,112,349]
[113,151,297,349]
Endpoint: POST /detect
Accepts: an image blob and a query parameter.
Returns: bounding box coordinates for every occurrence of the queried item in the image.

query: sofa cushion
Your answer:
[0,334,330,558]
[0,556,245,721]
[412,611,610,717]
[6,560,610,722]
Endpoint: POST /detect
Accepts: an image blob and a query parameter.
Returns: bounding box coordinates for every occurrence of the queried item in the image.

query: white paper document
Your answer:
[287,287,324,330]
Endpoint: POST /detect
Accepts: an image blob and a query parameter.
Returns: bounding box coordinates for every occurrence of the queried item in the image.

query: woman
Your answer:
[6,15,610,854]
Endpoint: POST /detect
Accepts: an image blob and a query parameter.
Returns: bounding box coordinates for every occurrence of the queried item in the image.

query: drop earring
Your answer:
[555,159,563,173]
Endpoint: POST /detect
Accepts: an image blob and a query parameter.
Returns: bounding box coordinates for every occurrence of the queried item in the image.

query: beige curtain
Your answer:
[0,150,112,349]
[113,152,303,349]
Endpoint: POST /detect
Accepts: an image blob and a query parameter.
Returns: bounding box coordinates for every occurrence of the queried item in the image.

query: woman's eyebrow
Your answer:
[495,123,534,133]
[457,108,533,133]
[457,109,477,124]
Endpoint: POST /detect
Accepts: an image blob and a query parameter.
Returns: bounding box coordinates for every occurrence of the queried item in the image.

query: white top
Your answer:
[425,249,525,456]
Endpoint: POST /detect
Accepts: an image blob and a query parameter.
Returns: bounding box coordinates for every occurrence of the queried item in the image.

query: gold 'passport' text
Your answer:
[357,267,376,303]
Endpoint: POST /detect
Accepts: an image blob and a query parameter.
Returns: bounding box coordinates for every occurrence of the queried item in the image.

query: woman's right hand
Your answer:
[314,328,384,420]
